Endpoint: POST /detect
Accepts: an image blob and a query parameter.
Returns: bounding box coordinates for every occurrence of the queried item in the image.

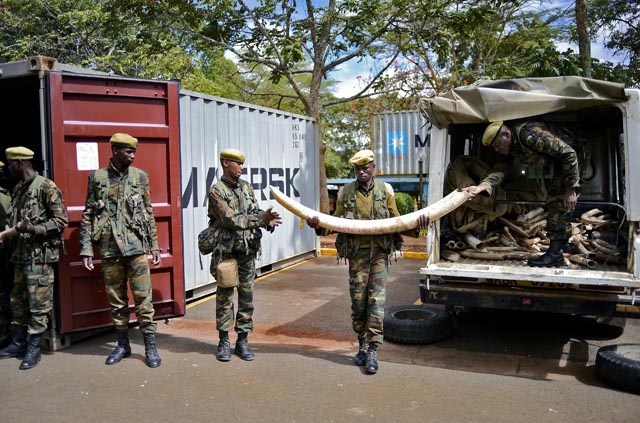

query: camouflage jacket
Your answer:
[80,161,159,258]
[0,186,10,231]
[9,173,68,264]
[207,176,266,268]
[333,179,403,257]
[480,121,582,195]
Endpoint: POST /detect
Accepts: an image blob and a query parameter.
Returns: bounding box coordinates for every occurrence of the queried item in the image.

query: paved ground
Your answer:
[1,254,639,422]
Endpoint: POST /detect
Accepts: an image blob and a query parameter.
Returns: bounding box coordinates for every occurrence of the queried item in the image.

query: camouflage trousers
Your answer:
[0,251,14,330]
[11,263,54,335]
[545,177,577,241]
[216,253,255,333]
[348,247,388,345]
[102,254,156,334]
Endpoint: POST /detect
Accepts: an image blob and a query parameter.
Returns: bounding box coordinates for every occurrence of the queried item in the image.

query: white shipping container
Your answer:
[179,90,319,297]
[371,110,431,177]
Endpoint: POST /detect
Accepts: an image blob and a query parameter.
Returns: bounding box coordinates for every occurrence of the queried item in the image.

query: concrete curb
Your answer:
[320,248,427,260]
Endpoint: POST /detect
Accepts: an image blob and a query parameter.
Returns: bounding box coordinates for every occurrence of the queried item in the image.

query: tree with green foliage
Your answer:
[383,0,636,97]
[394,192,415,215]
[0,0,243,96]
[109,0,417,213]
[589,0,640,85]
[386,0,569,96]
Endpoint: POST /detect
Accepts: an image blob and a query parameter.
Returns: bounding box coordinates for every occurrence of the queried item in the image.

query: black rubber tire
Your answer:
[595,343,640,394]
[384,304,454,344]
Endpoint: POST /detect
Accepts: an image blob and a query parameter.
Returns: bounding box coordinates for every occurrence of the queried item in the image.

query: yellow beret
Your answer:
[220,148,245,164]
[482,121,504,146]
[110,133,138,148]
[349,149,375,166]
[6,146,35,160]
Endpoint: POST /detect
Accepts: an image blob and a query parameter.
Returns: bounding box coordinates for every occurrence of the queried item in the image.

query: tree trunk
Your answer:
[316,121,330,214]
[576,0,591,78]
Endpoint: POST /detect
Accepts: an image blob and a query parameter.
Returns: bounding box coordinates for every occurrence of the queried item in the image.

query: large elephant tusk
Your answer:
[269,186,471,235]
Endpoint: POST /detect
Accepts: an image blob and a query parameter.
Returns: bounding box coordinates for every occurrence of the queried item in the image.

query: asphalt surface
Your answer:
[1,254,639,422]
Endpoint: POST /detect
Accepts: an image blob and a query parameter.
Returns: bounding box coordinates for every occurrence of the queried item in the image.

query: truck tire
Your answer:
[595,343,640,394]
[384,304,453,344]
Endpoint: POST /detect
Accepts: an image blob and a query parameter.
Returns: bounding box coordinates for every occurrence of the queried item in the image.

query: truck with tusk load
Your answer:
[416,77,640,393]
[417,77,640,320]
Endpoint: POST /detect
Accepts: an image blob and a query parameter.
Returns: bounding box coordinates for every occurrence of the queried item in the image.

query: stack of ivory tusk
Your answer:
[442,207,624,268]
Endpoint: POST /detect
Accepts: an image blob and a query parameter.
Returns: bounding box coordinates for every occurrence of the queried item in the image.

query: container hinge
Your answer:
[27,56,58,72]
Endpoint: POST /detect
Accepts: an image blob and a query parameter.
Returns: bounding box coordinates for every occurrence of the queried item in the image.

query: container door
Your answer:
[46,72,184,334]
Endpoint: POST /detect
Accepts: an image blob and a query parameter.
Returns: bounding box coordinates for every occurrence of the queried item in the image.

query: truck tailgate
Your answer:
[419,261,639,288]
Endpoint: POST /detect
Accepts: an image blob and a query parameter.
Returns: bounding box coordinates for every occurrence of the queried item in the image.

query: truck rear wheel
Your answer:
[384,304,454,344]
[596,343,640,394]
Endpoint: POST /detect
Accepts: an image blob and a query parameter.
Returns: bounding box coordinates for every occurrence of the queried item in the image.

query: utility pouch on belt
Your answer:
[216,258,239,288]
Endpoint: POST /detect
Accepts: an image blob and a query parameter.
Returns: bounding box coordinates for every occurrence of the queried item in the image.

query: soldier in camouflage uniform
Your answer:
[0,147,68,370]
[463,120,584,267]
[307,150,429,374]
[80,133,162,368]
[0,161,14,348]
[208,148,282,362]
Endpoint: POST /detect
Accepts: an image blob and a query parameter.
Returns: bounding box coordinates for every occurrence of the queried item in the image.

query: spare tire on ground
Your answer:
[384,304,454,344]
[595,343,640,394]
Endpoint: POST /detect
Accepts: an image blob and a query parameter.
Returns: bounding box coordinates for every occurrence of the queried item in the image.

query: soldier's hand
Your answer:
[82,256,94,271]
[417,214,430,230]
[564,187,577,211]
[15,222,35,234]
[307,216,320,229]
[462,185,486,199]
[261,206,282,228]
[152,250,162,266]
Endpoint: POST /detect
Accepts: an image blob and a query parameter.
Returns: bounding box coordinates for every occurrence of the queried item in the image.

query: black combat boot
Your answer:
[19,333,42,370]
[354,336,368,366]
[105,329,131,365]
[217,331,231,362]
[365,343,379,374]
[0,325,28,358]
[143,333,162,368]
[528,239,565,267]
[234,332,255,361]
[0,324,11,349]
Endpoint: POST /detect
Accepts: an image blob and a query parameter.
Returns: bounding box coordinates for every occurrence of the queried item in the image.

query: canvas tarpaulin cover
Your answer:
[419,76,628,129]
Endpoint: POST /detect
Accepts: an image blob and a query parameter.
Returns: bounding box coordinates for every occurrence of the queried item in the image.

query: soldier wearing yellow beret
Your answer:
[219,148,245,164]
[481,121,504,147]
[207,147,282,362]
[462,120,584,268]
[110,133,139,149]
[79,133,162,368]
[306,149,429,374]
[348,149,375,166]
[5,146,35,161]
[0,146,68,370]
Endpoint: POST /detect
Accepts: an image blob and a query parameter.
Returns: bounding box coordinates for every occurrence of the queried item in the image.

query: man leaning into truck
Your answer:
[462,120,585,267]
